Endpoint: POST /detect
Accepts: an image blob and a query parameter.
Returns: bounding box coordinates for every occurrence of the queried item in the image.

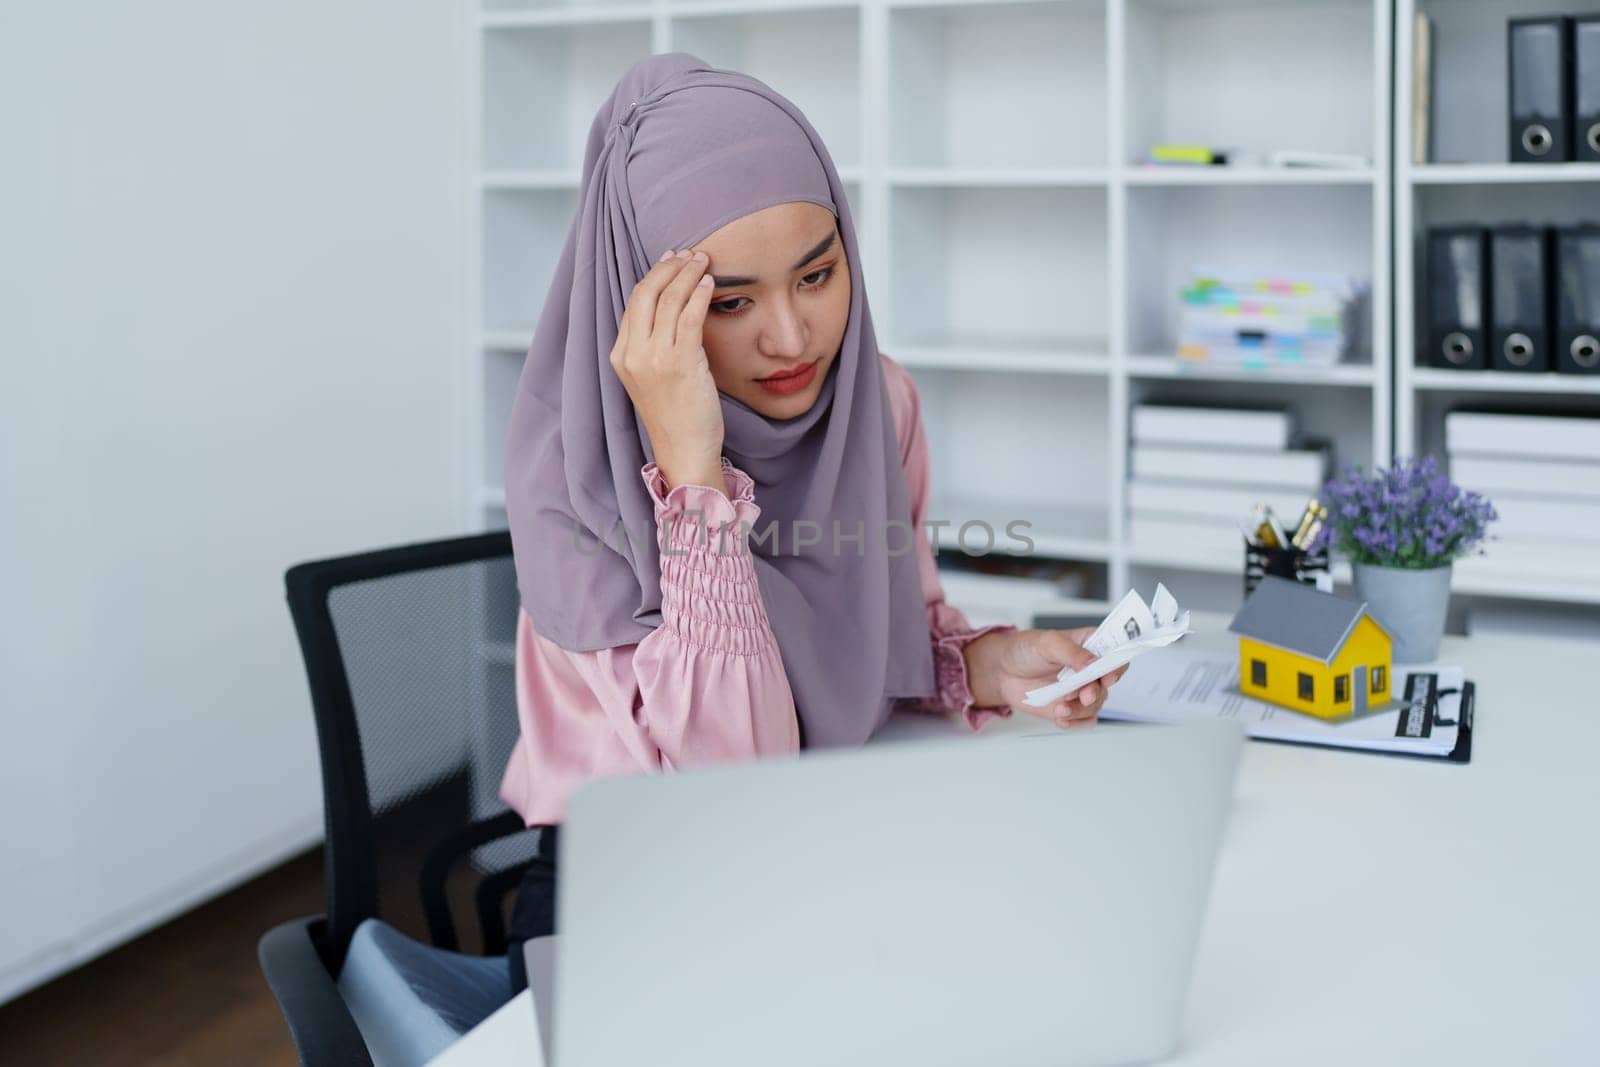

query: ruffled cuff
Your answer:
[640,459,774,656]
[930,622,1020,731]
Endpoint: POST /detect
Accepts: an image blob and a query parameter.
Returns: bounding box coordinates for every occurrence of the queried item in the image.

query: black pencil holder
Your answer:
[1243,542,1330,597]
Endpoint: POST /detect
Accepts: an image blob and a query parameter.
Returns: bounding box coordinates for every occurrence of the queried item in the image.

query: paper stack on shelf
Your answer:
[1264,150,1370,170]
[1127,404,1330,562]
[1447,413,1600,584]
[1176,269,1365,367]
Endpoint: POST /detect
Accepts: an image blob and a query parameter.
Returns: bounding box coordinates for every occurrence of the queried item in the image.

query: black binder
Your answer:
[1556,225,1600,374]
[1490,226,1552,372]
[1577,17,1600,162]
[1509,17,1573,162]
[1426,227,1489,370]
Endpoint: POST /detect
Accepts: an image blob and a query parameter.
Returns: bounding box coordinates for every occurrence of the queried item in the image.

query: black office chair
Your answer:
[258,531,542,1065]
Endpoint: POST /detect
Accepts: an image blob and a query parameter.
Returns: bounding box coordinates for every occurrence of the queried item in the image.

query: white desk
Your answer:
[435,627,1600,1065]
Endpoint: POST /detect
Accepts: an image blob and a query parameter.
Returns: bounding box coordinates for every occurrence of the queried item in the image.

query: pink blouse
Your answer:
[498,354,1019,827]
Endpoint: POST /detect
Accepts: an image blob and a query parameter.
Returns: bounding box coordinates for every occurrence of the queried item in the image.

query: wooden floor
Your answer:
[0,847,323,1066]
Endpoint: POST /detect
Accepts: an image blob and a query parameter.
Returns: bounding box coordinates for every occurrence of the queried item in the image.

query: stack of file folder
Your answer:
[1447,412,1600,588]
[1176,269,1365,368]
[1425,225,1600,374]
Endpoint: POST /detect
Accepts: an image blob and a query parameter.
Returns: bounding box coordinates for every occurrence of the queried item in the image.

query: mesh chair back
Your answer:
[285,532,539,970]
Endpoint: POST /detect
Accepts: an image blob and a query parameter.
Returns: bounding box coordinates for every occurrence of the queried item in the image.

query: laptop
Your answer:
[530,718,1244,1067]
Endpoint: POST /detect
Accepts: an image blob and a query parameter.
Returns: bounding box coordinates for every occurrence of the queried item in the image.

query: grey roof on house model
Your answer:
[1228,575,1391,665]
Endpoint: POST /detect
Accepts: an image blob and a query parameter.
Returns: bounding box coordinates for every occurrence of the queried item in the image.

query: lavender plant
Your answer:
[1307,456,1497,570]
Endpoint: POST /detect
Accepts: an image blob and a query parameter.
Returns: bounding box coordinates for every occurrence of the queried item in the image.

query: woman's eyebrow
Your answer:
[710,231,837,288]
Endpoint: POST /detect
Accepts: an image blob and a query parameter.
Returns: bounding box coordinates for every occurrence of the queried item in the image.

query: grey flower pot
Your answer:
[1351,561,1452,664]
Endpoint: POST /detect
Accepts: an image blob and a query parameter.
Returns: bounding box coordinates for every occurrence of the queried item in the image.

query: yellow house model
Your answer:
[1228,576,1394,720]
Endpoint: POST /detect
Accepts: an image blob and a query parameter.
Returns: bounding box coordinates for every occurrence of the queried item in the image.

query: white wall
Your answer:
[0,1,465,1003]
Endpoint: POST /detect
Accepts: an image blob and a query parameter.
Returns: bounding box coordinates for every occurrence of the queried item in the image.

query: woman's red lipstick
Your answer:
[756,359,819,395]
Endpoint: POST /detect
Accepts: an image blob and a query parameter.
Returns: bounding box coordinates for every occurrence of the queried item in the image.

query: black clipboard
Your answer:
[1248,679,1475,765]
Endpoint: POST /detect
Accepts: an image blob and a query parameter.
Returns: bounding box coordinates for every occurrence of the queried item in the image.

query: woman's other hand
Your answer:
[962,627,1131,729]
[611,249,726,492]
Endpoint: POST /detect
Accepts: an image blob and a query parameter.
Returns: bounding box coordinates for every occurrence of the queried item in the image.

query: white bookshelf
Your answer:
[1394,0,1600,608]
[1410,162,1600,185]
[466,0,1399,627]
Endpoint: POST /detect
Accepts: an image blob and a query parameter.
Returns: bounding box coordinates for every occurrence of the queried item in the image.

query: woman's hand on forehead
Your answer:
[610,248,727,495]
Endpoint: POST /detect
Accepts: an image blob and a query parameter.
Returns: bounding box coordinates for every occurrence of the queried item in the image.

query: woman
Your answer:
[497,52,1125,993]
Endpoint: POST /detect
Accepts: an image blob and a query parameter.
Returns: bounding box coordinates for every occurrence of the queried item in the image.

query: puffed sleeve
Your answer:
[498,457,802,827]
[586,458,801,771]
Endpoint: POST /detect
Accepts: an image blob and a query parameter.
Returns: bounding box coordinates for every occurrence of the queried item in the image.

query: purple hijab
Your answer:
[503,52,935,747]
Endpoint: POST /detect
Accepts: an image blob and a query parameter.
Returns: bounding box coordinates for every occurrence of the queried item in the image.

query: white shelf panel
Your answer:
[910,367,1111,546]
[1123,166,1376,186]
[483,0,646,6]
[888,167,1108,187]
[1411,369,1600,396]
[483,350,526,489]
[890,185,1109,352]
[1453,559,1600,608]
[669,5,863,169]
[1124,542,1353,586]
[478,486,508,510]
[1029,596,1113,617]
[1407,163,1600,186]
[934,570,1109,629]
[480,170,582,189]
[930,495,1111,561]
[892,341,1109,375]
[481,20,652,172]
[889,0,1107,170]
[1410,182,1600,236]
[887,0,1085,9]
[480,7,653,29]
[1122,540,1241,576]
[482,329,534,350]
[1126,354,1376,386]
[1132,0,1371,9]
[482,188,580,331]
[669,0,861,16]
[1123,0,1377,166]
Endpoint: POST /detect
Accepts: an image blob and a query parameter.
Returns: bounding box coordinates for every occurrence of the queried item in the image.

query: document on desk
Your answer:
[1101,646,1469,758]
